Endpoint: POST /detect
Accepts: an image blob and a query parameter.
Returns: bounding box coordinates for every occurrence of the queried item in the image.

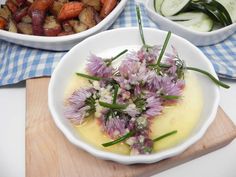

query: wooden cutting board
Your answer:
[26,77,236,177]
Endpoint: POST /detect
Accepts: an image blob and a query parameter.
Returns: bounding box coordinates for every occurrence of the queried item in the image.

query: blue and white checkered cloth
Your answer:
[0,0,236,86]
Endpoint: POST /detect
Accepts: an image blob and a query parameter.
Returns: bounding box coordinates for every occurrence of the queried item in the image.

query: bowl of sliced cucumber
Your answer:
[145,0,236,46]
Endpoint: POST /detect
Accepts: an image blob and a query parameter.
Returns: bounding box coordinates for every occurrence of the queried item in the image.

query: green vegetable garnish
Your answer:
[76,73,101,81]
[112,84,119,104]
[157,31,171,66]
[153,130,178,142]
[186,67,230,89]
[99,101,128,110]
[102,131,135,147]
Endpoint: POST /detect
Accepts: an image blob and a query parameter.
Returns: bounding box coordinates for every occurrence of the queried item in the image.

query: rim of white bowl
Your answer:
[48,27,220,164]
[145,0,236,36]
[0,0,128,43]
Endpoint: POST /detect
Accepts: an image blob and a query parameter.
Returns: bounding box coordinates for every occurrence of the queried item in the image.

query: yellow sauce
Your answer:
[65,72,203,155]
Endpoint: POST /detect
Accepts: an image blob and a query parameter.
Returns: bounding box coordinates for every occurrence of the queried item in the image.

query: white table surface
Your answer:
[0,79,235,177]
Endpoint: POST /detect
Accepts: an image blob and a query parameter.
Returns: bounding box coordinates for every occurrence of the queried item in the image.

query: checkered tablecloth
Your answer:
[0,0,236,86]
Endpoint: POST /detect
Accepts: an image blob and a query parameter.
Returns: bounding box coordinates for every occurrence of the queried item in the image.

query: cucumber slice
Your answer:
[216,0,236,23]
[189,0,232,26]
[161,0,191,17]
[154,0,164,13]
[174,12,214,32]
[167,12,205,21]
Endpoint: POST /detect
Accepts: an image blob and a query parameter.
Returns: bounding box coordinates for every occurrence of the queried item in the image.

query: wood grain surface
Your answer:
[26,78,236,177]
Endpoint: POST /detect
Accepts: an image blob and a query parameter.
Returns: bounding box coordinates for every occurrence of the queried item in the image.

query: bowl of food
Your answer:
[48,18,228,163]
[145,0,236,46]
[0,0,128,51]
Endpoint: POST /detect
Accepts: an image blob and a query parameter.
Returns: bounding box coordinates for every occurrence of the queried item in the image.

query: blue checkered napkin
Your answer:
[0,0,235,86]
[200,35,236,80]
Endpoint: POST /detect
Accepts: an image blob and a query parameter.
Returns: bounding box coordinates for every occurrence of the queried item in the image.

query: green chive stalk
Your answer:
[76,73,101,81]
[110,49,128,62]
[99,101,128,110]
[156,31,171,65]
[153,130,177,142]
[186,67,230,89]
[102,131,134,147]
[112,84,119,104]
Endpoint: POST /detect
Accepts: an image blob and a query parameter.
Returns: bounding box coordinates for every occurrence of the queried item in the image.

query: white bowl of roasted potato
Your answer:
[0,0,128,51]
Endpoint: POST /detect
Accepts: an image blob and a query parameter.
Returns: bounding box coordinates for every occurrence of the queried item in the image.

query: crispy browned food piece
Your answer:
[57,31,74,36]
[29,0,53,35]
[17,22,33,34]
[79,6,96,28]
[50,1,63,16]
[0,6,12,20]
[62,21,73,32]
[21,15,32,23]
[100,0,117,18]
[57,2,84,21]
[68,20,88,33]
[81,0,101,11]
[0,17,7,29]
[15,0,26,6]
[8,19,18,32]
[31,10,45,35]
[6,0,18,13]
[57,0,68,4]
[29,0,53,12]
[13,7,28,23]
[93,10,102,24]
[43,16,62,36]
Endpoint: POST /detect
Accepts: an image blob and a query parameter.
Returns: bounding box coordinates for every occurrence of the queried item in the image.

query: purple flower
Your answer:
[146,70,160,92]
[118,59,140,78]
[116,60,149,90]
[64,88,96,124]
[86,54,113,78]
[127,45,161,64]
[145,96,163,117]
[157,76,185,96]
[64,105,90,125]
[68,88,93,107]
[124,104,140,117]
[129,135,153,155]
[105,117,127,138]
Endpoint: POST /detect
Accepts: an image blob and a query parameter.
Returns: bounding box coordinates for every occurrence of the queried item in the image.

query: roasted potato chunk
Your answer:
[13,7,28,23]
[62,21,73,32]
[21,15,32,23]
[8,19,18,32]
[79,6,96,28]
[68,20,88,33]
[100,0,117,18]
[43,16,62,36]
[81,0,101,11]
[0,6,11,20]
[17,22,33,34]
[6,0,18,13]
[50,1,63,16]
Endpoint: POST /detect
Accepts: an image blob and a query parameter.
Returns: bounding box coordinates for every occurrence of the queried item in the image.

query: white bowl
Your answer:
[145,0,236,46]
[0,0,128,51]
[48,27,220,164]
